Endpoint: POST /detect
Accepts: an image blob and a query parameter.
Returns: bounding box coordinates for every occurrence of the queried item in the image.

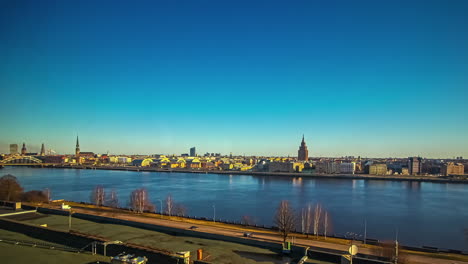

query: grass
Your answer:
[20,213,302,264]
[0,229,110,264]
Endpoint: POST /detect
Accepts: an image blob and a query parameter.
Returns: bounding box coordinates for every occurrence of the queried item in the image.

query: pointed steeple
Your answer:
[302,134,305,143]
[75,136,80,157]
[40,143,45,156]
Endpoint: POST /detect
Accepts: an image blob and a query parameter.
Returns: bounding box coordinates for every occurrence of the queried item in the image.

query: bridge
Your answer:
[0,155,48,167]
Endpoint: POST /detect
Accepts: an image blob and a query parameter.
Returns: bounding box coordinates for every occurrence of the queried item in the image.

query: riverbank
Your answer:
[19,201,468,264]
[29,164,468,184]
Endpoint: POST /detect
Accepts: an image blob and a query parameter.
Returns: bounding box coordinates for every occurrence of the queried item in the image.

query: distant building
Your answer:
[21,143,27,155]
[315,161,340,174]
[269,161,304,173]
[408,157,422,175]
[132,158,153,167]
[297,135,309,161]
[340,162,356,174]
[190,147,196,157]
[9,144,18,155]
[369,164,387,175]
[441,162,464,176]
[44,155,66,164]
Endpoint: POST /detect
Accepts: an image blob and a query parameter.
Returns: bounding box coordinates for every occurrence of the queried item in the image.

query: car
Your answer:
[243,232,253,237]
[189,226,198,230]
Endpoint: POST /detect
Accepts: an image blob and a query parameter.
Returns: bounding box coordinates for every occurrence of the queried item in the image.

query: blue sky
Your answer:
[1,0,467,157]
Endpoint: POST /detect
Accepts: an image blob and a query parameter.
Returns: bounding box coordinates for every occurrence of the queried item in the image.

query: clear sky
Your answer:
[1,0,467,158]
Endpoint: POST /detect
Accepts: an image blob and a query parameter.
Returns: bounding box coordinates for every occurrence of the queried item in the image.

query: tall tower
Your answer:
[21,142,27,155]
[297,135,309,161]
[75,136,80,157]
[40,143,45,156]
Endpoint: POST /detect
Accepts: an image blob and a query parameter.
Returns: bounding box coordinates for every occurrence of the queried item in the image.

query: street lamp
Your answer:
[212,204,216,222]
[68,208,73,232]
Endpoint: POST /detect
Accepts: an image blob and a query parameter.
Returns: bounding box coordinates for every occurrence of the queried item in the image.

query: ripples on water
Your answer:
[3,167,468,251]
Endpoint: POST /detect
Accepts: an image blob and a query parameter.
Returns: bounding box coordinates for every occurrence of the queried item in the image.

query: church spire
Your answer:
[40,143,45,156]
[75,136,80,157]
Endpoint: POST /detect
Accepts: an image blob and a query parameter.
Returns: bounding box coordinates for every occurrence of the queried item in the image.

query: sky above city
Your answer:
[1,0,468,157]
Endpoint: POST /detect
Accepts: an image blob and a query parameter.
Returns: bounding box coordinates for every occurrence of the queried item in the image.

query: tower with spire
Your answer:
[21,142,27,155]
[40,143,45,156]
[75,136,80,157]
[297,135,309,161]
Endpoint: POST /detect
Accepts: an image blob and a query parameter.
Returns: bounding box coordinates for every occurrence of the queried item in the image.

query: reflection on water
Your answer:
[2,167,468,251]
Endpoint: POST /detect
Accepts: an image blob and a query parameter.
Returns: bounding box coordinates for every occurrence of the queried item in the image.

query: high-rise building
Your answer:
[9,144,18,155]
[21,143,27,155]
[408,157,422,175]
[75,136,80,157]
[297,135,309,161]
[40,143,45,156]
[190,147,196,157]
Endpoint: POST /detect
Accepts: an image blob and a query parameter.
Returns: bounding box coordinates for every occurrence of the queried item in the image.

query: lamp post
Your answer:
[68,208,72,232]
[212,204,216,222]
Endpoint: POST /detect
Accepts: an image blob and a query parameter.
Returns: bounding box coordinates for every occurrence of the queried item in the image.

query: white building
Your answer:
[340,162,356,174]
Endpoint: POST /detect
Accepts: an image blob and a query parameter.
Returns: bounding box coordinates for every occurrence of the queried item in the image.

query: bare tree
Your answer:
[313,203,322,237]
[22,190,48,203]
[274,200,295,243]
[165,194,174,216]
[129,188,154,213]
[0,174,23,201]
[106,189,119,208]
[90,185,105,206]
[241,215,255,226]
[300,204,313,237]
[43,188,51,202]
[174,203,187,216]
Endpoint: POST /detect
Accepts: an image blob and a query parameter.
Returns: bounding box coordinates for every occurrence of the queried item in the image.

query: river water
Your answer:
[2,167,468,251]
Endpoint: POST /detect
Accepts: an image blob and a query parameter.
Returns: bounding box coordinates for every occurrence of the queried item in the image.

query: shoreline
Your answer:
[9,164,468,184]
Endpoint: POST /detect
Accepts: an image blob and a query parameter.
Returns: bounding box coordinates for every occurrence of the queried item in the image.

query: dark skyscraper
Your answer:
[75,136,80,157]
[40,143,45,156]
[190,147,196,157]
[297,135,309,161]
[21,142,27,155]
[408,157,422,175]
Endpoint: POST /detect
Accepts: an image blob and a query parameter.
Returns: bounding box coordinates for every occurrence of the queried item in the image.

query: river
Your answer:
[2,166,467,251]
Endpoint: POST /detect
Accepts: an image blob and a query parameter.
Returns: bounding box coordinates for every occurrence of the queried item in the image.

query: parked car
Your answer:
[243,232,253,237]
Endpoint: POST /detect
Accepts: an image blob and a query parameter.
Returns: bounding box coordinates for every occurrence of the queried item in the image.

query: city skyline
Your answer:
[1,0,468,157]
[0,135,465,159]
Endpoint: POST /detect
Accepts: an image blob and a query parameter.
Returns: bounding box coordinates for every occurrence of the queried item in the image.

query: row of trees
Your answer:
[90,186,187,216]
[275,200,332,243]
[0,174,50,203]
